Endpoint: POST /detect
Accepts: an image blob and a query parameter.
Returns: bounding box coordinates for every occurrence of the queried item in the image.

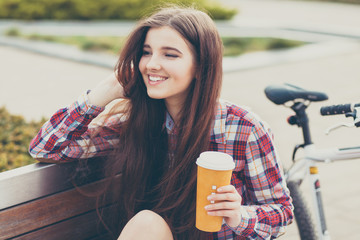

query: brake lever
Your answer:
[346,108,360,127]
[325,122,354,135]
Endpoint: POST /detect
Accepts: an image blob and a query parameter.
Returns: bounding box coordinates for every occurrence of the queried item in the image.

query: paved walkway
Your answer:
[1,1,360,239]
[1,0,360,72]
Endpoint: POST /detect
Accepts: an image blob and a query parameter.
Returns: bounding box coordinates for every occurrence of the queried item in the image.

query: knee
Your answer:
[132,210,166,228]
[119,210,173,240]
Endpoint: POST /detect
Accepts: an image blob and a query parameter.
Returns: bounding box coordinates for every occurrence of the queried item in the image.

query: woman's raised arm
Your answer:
[29,73,124,162]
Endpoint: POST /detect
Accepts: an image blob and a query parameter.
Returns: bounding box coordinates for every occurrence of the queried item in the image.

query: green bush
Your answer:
[204,4,237,20]
[0,107,46,172]
[0,0,237,20]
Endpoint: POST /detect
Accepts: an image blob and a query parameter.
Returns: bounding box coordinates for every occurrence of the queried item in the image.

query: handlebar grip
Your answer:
[320,103,360,115]
[320,104,352,115]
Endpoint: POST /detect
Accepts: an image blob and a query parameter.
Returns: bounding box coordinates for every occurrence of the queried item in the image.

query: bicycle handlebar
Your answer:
[320,103,360,116]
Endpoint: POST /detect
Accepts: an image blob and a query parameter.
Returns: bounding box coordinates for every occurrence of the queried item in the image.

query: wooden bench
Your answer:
[0,158,118,240]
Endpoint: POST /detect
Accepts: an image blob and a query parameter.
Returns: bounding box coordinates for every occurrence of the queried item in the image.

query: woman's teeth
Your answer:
[149,75,167,82]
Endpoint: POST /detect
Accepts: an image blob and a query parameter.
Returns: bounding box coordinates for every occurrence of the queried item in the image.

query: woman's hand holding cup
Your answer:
[205,185,243,228]
[195,151,235,232]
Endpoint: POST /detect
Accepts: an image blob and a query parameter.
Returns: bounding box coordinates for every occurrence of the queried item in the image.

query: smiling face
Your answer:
[139,26,196,110]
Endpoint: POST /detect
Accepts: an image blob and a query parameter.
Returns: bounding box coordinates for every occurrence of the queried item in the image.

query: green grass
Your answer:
[5,27,305,56]
[26,34,126,55]
[222,37,304,56]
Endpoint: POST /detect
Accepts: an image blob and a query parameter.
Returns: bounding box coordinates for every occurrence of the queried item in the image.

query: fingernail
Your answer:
[207,194,215,200]
[204,205,210,210]
[217,188,222,192]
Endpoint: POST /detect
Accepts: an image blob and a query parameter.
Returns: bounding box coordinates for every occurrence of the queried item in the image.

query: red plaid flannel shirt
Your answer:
[29,92,293,239]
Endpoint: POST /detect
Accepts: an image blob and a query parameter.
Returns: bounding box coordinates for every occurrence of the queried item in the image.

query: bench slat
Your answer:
[0,158,106,210]
[0,175,121,239]
[12,206,115,240]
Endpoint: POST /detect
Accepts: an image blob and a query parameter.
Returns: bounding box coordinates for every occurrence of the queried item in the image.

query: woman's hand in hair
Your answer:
[205,185,242,228]
[88,72,124,107]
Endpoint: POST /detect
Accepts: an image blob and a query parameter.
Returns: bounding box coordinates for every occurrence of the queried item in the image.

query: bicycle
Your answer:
[264,83,360,240]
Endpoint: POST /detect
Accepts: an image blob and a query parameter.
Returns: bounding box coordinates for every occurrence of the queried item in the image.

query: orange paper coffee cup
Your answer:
[195,151,235,232]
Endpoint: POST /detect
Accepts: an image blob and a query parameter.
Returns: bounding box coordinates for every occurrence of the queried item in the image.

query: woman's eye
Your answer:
[165,54,178,58]
[142,50,151,56]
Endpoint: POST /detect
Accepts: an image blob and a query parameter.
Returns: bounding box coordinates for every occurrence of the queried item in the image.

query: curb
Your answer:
[0,36,117,69]
[2,36,360,73]
[223,39,360,72]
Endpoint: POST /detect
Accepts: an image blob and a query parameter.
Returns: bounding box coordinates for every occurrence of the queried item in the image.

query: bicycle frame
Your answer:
[284,101,360,240]
[264,84,360,240]
[286,144,360,240]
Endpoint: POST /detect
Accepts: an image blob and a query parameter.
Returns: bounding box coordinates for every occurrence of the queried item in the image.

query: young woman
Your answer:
[29,6,293,240]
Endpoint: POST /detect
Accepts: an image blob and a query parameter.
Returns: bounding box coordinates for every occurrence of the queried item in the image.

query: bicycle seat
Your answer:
[265,84,328,105]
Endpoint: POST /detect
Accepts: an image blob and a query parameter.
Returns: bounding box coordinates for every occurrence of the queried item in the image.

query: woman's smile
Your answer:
[147,74,168,85]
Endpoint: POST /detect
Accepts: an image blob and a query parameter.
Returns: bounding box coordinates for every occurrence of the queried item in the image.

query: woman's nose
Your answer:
[146,55,161,70]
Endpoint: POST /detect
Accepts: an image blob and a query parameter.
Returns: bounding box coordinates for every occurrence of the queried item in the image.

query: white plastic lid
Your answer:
[196,151,235,170]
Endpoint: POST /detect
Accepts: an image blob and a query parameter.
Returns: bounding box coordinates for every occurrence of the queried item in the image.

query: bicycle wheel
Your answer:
[287,180,318,240]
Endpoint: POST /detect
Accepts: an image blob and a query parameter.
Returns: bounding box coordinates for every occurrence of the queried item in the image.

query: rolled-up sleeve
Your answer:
[230,123,293,239]
[29,92,120,162]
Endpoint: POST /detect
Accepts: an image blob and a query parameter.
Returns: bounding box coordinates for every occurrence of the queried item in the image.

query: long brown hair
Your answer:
[100,6,223,239]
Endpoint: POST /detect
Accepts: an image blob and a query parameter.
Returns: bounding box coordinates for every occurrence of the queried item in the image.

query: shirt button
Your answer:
[60,128,65,133]
[80,111,85,115]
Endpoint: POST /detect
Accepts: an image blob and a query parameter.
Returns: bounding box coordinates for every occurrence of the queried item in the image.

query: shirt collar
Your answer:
[165,101,227,144]
[165,111,175,133]
[211,100,227,144]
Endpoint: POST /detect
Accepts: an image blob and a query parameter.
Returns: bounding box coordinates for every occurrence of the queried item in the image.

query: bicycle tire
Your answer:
[287,180,318,240]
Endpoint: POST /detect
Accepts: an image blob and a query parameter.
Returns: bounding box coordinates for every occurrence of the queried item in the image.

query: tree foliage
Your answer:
[0,107,46,172]
[0,0,237,20]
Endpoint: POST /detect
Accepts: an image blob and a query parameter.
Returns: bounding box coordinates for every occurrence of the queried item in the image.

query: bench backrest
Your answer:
[0,158,115,240]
